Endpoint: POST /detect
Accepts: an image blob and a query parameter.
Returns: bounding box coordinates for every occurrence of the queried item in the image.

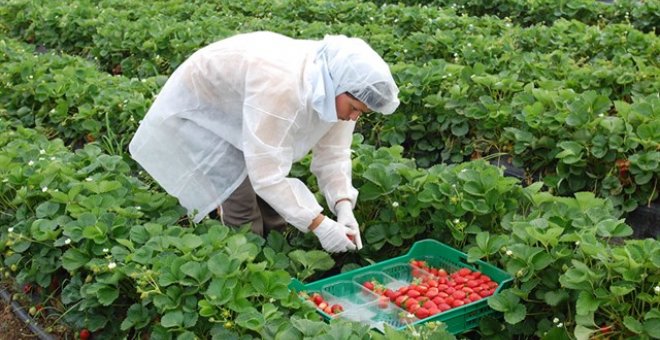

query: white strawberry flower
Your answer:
[108,262,117,270]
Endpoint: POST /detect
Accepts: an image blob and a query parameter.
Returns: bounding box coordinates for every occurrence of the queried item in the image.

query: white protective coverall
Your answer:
[129,31,399,232]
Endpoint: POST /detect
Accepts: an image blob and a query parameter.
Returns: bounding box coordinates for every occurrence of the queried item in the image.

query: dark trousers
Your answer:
[211,177,287,237]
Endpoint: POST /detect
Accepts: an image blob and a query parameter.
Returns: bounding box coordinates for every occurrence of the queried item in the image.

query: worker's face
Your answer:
[335,93,370,121]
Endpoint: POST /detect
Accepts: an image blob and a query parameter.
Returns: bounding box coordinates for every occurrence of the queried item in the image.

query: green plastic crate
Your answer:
[289,238,513,334]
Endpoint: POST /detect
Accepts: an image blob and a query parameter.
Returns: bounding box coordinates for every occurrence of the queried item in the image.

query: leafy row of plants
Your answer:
[389,58,659,212]
[0,37,161,152]
[0,118,464,339]
[298,136,659,339]
[2,0,657,80]
[2,7,658,214]
[372,0,658,33]
[3,113,660,339]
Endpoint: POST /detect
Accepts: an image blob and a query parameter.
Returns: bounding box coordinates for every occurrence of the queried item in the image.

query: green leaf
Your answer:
[559,260,602,290]
[610,284,635,297]
[643,318,660,338]
[573,325,595,340]
[176,331,196,340]
[362,163,401,194]
[205,278,237,305]
[35,201,60,218]
[177,234,203,252]
[595,219,632,238]
[623,316,643,334]
[235,310,264,331]
[49,190,70,203]
[198,299,215,318]
[121,303,152,331]
[291,316,327,337]
[161,310,184,328]
[530,251,554,271]
[488,290,525,324]
[115,238,135,251]
[576,291,599,316]
[289,250,334,273]
[180,261,210,284]
[544,290,569,306]
[225,234,259,263]
[504,304,526,324]
[451,120,469,136]
[62,249,91,271]
[208,253,240,277]
[61,276,83,304]
[525,223,563,248]
[263,247,290,269]
[96,284,119,306]
[250,270,291,299]
[132,245,154,265]
[30,218,60,241]
[467,247,487,262]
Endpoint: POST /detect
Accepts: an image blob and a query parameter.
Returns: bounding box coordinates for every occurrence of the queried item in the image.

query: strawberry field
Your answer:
[0,0,658,339]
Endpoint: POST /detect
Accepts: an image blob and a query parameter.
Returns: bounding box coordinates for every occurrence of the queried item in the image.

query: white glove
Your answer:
[312,216,357,253]
[335,200,363,250]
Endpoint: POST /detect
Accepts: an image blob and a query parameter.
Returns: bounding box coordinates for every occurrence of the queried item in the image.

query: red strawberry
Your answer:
[378,296,389,309]
[415,307,430,319]
[331,304,344,313]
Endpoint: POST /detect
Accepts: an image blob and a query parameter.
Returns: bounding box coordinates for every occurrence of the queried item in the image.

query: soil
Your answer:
[0,298,38,340]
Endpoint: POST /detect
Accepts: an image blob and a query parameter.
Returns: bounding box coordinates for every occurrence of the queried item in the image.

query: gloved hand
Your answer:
[312,216,357,253]
[335,200,363,250]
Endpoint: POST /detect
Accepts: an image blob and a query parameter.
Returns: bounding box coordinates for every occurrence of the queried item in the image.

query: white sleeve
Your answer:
[311,120,358,215]
[241,90,323,232]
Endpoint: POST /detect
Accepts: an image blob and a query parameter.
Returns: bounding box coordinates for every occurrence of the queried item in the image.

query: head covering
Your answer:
[310,35,400,122]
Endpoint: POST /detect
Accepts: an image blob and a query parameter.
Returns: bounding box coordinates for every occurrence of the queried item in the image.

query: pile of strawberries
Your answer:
[362,259,499,320]
[299,291,345,316]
